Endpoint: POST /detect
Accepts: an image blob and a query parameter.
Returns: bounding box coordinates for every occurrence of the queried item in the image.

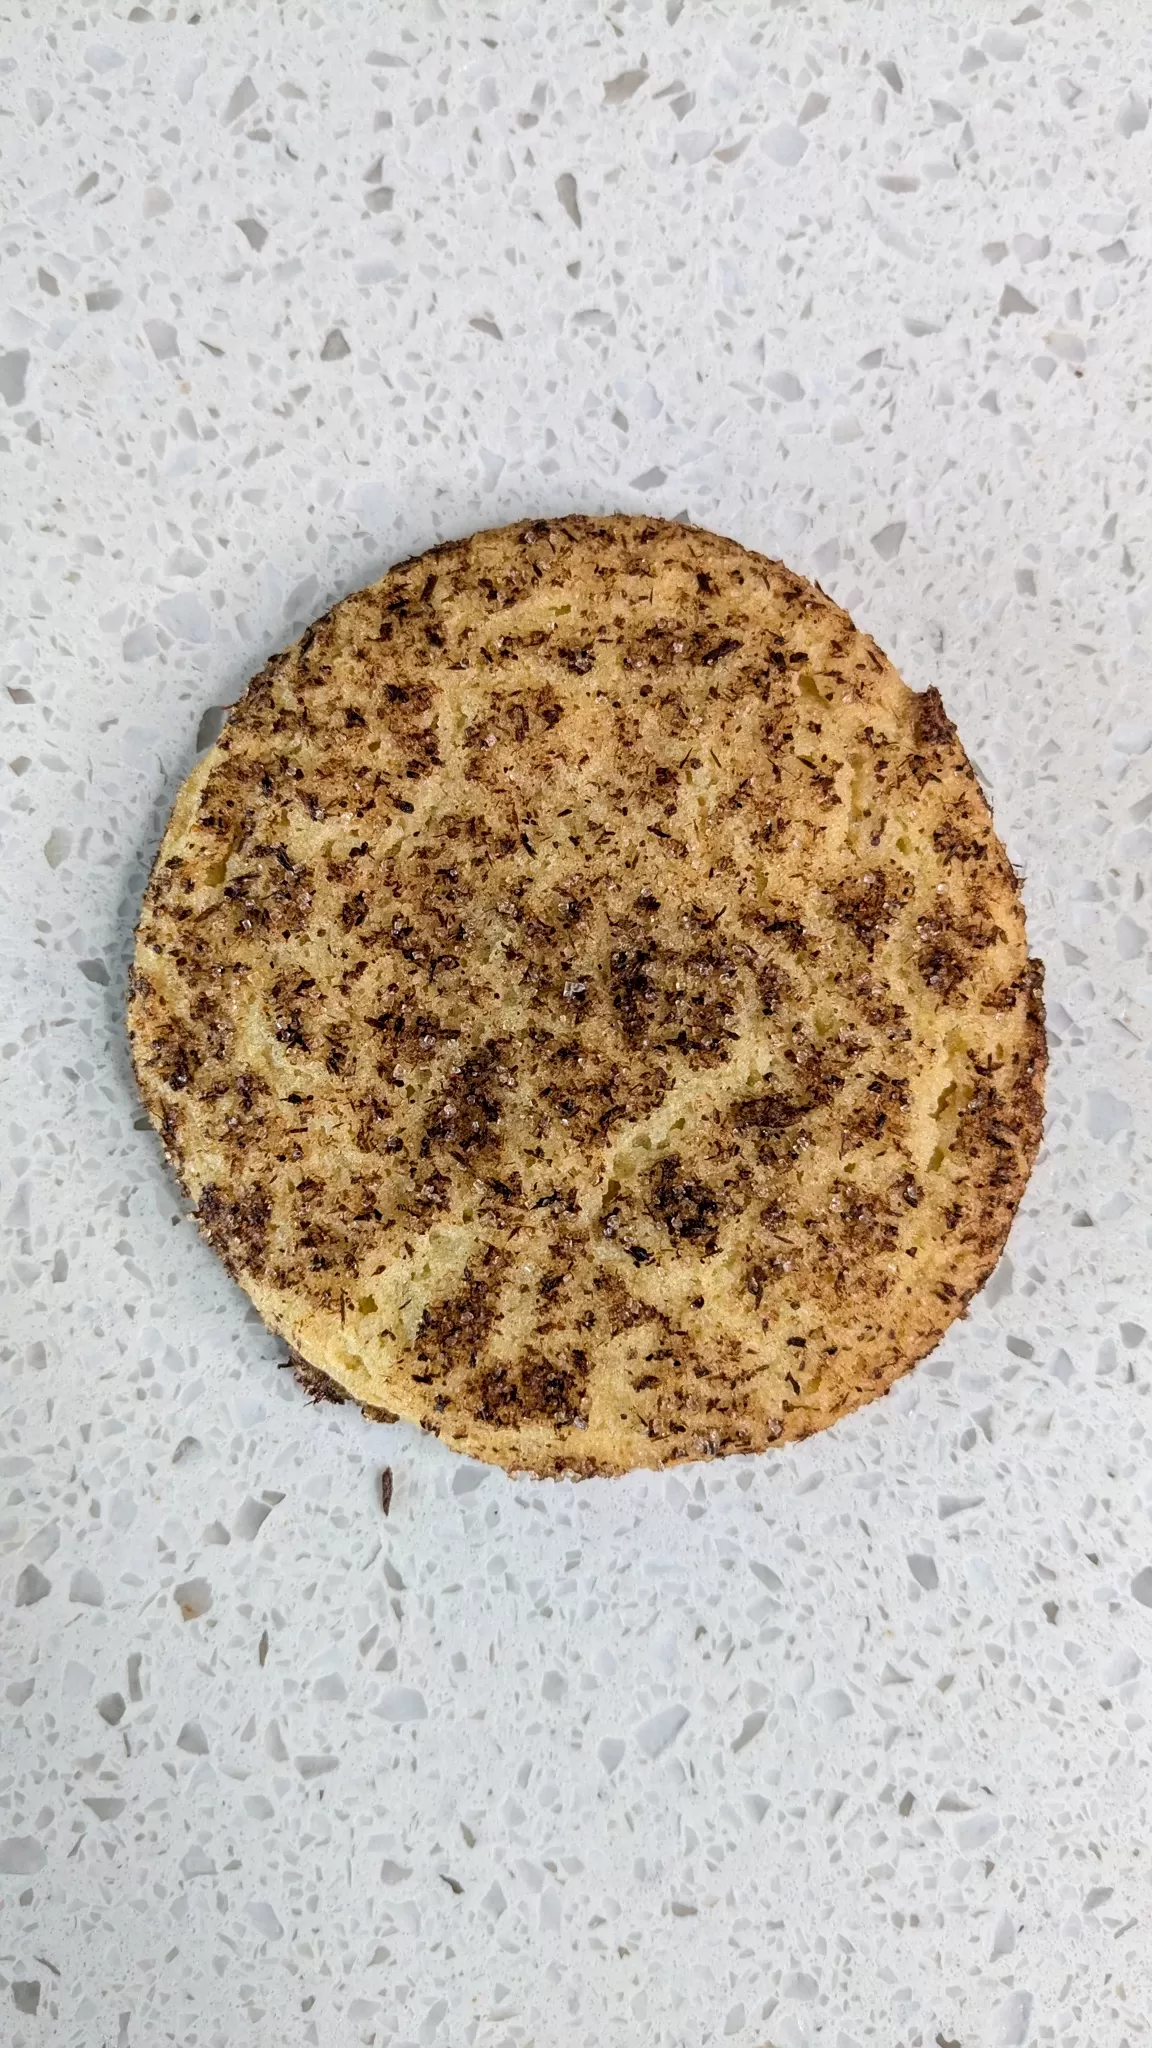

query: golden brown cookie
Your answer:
[129,516,1045,1475]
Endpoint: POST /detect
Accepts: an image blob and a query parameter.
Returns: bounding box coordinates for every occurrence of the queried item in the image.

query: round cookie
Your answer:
[129,516,1045,1476]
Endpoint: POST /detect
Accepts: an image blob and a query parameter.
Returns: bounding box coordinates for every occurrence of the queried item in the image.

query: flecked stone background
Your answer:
[3,3,1152,2044]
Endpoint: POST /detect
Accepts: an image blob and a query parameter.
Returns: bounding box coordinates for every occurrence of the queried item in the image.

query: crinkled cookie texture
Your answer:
[129,515,1045,1476]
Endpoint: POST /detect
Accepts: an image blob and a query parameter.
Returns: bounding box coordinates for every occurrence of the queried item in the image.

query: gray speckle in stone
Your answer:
[173,1579,212,1620]
[764,123,808,168]
[0,350,29,406]
[222,75,257,125]
[634,1704,689,1758]
[0,1837,46,1877]
[1117,90,1149,139]
[555,171,581,228]
[375,1687,427,1723]
[13,1565,50,1607]
[604,68,647,106]
[143,318,179,360]
[871,520,907,562]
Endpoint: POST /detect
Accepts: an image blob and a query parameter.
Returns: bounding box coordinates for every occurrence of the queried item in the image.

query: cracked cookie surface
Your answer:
[129,515,1045,1475]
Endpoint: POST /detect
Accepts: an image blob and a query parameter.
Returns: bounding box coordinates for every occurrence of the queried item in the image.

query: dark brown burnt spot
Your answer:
[406,1167,452,1218]
[983,956,1045,1016]
[592,1271,665,1338]
[479,1170,525,1218]
[159,1103,185,1157]
[830,867,911,954]
[653,689,692,736]
[236,649,289,716]
[465,697,531,749]
[471,1346,590,1429]
[982,973,1024,1012]
[362,1401,400,1424]
[933,816,989,866]
[629,1335,745,1439]
[609,940,739,1065]
[234,1071,268,1115]
[367,1002,459,1054]
[197,1183,271,1278]
[206,1069,273,1158]
[530,1239,579,1331]
[842,1072,910,1149]
[295,609,338,667]
[913,686,957,750]
[608,946,659,1049]
[731,1090,810,1137]
[700,636,743,666]
[148,1036,201,1094]
[537,1041,669,1142]
[831,1182,900,1258]
[353,1093,397,1155]
[267,974,319,1056]
[647,1154,721,1252]
[290,1184,361,1289]
[852,974,908,1032]
[956,1083,1024,1190]
[757,961,793,1016]
[421,1042,506,1161]
[916,923,968,998]
[376,677,440,775]
[743,906,814,958]
[287,1348,349,1405]
[325,1026,350,1076]
[225,844,315,939]
[415,1247,509,1377]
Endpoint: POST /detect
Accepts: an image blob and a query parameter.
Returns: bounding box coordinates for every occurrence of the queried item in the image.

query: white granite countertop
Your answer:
[4,4,1152,2044]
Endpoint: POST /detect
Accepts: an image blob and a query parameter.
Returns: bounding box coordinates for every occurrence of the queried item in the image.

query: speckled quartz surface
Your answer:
[3,4,1152,2045]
